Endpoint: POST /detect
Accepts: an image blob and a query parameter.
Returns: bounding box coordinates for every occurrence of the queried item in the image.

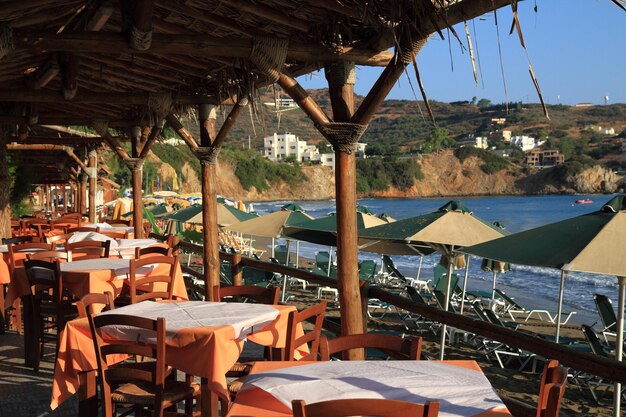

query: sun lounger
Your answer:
[358,260,377,282]
[495,289,576,324]
[593,294,619,343]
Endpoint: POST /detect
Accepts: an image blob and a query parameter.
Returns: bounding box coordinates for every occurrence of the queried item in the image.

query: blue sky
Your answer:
[297,0,625,105]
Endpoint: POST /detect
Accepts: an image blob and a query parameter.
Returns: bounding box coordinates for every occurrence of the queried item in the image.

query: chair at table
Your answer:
[285,300,328,361]
[292,398,439,417]
[76,292,115,318]
[135,245,172,259]
[99,229,129,239]
[27,250,72,262]
[47,233,74,244]
[23,259,78,371]
[319,333,422,361]
[65,240,111,260]
[501,359,567,417]
[213,284,279,305]
[128,255,178,303]
[2,235,33,245]
[88,314,200,417]
[67,226,100,233]
[10,219,22,236]
[105,219,131,226]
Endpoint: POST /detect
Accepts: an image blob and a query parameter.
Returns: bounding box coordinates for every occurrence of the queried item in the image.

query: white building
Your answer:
[162,137,185,146]
[510,135,544,152]
[458,135,488,149]
[263,132,366,171]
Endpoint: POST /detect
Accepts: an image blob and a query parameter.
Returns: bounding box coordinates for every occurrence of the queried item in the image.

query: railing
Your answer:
[155,234,626,384]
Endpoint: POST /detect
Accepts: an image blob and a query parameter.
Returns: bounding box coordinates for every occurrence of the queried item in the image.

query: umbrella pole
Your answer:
[555,270,567,343]
[328,246,333,277]
[416,256,423,281]
[613,276,626,417]
[296,241,300,268]
[271,237,275,259]
[439,249,454,360]
[491,271,497,302]
[460,256,471,314]
[249,234,253,257]
[281,240,292,303]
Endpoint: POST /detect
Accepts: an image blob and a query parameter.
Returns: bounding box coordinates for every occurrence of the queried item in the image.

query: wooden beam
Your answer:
[0,115,144,127]
[0,89,216,105]
[87,151,97,222]
[13,32,394,67]
[61,54,79,99]
[86,1,114,31]
[130,0,154,50]
[0,0,65,16]
[138,124,162,160]
[225,0,309,32]
[276,73,331,126]
[166,113,198,151]
[305,0,362,19]
[9,136,103,145]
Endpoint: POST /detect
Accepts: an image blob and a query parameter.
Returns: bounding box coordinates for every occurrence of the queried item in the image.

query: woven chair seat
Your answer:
[111,380,199,406]
[227,377,247,398]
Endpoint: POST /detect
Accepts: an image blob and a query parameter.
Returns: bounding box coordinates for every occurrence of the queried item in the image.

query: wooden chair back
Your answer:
[76,292,115,318]
[65,240,111,259]
[537,360,568,417]
[24,259,63,302]
[105,219,131,226]
[319,333,422,361]
[2,235,33,245]
[99,229,129,239]
[47,233,74,244]
[10,219,21,236]
[135,245,173,259]
[7,242,54,273]
[27,250,72,263]
[67,226,100,233]
[285,300,327,361]
[88,314,167,417]
[142,221,152,237]
[292,398,439,417]
[213,285,280,305]
[165,234,179,255]
[129,255,178,303]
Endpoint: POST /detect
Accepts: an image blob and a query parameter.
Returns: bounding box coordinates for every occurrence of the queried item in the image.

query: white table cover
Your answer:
[242,361,505,417]
[60,257,131,276]
[98,300,280,342]
[114,239,159,258]
[67,232,117,246]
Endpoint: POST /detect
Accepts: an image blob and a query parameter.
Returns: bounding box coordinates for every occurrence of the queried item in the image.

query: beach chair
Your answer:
[319,333,422,361]
[380,255,411,288]
[403,287,439,334]
[315,251,331,272]
[274,244,290,265]
[578,325,622,403]
[358,259,377,282]
[593,294,618,342]
[495,289,576,324]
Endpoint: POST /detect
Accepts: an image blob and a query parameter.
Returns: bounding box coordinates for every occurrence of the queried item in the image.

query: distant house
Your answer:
[593,125,616,136]
[162,137,185,146]
[263,132,365,171]
[525,149,564,167]
[491,117,506,125]
[575,102,593,108]
[510,135,544,152]
[458,135,488,149]
[501,130,512,142]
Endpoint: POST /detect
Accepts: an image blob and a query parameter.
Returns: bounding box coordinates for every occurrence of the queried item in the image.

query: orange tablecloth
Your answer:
[227,361,512,417]
[51,302,298,409]
[4,257,188,309]
[0,252,10,284]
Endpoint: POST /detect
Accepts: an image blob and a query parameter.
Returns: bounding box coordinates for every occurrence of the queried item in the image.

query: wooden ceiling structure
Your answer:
[0,0,517,356]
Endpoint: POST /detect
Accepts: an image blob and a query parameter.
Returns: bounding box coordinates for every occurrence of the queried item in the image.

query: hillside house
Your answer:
[510,135,544,152]
[525,149,564,167]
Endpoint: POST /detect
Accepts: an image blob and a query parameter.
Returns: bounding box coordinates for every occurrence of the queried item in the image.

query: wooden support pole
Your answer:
[325,62,364,359]
[138,124,162,160]
[79,178,87,215]
[130,163,143,238]
[62,185,67,212]
[61,54,79,100]
[166,113,198,151]
[276,73,331,126]
[130,0,154,51]
[87,151,97,223]
[231,253,243,286]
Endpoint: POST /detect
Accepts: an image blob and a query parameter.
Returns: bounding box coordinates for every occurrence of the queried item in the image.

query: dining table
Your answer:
[51,300,303,417]
[227,360,512,417]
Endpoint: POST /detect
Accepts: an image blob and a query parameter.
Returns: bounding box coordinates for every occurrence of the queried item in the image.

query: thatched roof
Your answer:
[0,0,516,182]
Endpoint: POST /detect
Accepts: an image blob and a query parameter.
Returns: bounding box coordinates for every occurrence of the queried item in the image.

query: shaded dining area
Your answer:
[1,1,625,417]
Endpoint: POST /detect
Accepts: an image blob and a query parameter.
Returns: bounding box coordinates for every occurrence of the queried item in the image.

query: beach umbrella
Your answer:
[360,200,506,359]
[162,203,256,227]
[122,203,172,219]
[460,195,626,416]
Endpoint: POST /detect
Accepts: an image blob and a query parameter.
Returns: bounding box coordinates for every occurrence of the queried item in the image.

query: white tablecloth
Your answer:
[98,300,280,342]
[242,361,506,417]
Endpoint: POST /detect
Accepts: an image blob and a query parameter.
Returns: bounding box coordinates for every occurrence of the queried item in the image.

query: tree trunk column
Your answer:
[87,150,97,222]
[62,185,67,212]
[0,135,12,239]
[324,62,366,358]
[79,176,87,215]
[125,159,144,239]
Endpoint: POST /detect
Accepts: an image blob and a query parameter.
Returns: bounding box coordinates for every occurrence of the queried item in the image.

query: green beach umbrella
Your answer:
[460,195,626,417]
[360,200,506,359]
[281,203,305,212]
[162,203,256,227]
[122,203,172,219]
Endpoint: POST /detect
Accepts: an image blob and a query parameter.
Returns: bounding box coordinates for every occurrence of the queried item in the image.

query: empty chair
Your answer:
[23,259,77,371]
[274,244,289,265]
[27,250,72,262]
[320,333,422,361]
[88,314,200,417]
[65,240,111,260]
[501,360,567,417]
[358,259,377,282]
[67,226,99,233]
[594,294,617,339]
[98,229,129,239]
[285,300,327,361]
[134,245,173,259]
[128,255,178,303]
[47,233,74,244]
[105,219,131,226]
[496,289,575,324]
[292,398,439,417]
[315,251,330,271]
[213,285,279,305]
[76,292,115,318]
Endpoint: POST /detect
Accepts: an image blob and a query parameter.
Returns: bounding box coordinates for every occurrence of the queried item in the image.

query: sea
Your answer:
[251,194,621,326]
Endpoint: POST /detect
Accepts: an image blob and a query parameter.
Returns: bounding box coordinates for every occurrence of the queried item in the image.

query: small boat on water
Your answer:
[575,199,593,205]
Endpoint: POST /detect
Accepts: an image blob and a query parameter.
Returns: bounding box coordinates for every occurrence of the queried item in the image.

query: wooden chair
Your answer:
[67,226,100,233]
[99,229,129,239]
[319,333,422,361]
[27,250,72,262]
[165,234,180,256]
[292,398,439,417]
[128,255,177,303]
[2,235,33,245]
[47,233,74,244]
[10,219,22,236]
[76,292,115,318]
[88,314,200,417]
[135,245,173,259]
[285,300,327,361]
[213,285,280,305]
[501,360,568,417]
[65,240,111,260]
[23,259,77,371]
[105,219,131,226]
[142,221,152,237]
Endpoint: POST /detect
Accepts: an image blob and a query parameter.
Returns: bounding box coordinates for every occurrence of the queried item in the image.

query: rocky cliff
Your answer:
[146,149,623,201]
